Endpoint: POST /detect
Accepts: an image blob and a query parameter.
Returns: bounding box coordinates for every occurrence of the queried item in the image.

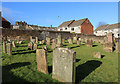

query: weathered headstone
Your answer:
[46,37,50,45]
[36,37,38,43]
[3,41,7,53]
[33,43,37,50]
[19,41,22,44]
[68,38,73,44]
[28,42,34,50]
[30,36,32,41]
[107,32,114,43]
[52,48,76,82]
[7,43,12,55]
[31,39,35,43]
[16,36,20,43]
[42,46,48,51]
[116,42,120,53]
[12,41,16,47]
[56,35,63,47]
[77,40,81,45]
[51,42,56,49]
[93,52,101,59]
[36,49,48,74]
[62,38,65,44]
[86,39,93,47]
[73,37,77,43]
[42,40,45,44]
[103,42,113,52]
[39,41,42,44]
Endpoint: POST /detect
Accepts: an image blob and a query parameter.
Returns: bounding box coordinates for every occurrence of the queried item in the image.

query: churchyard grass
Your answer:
[2,40,118,83]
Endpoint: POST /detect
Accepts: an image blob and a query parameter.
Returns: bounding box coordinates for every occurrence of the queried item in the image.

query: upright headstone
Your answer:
[73,36,77,43]
[19,41,22,44]
[56,35,62,47]
[36,37,38,43]
[3,41,7,53]
[62,38,65,44]
[31,39,35,43]
[77,40,81,45]
[42,46,48,51]
[86,39,93,47]
[36,49,48,74]
[93,52,101,59]
[103,43,113,52]
[42,40,45,44]
[52,42,56,49]
[30,36,32,41]
[33,43,37,50]
[52,48,76,82]
[16,36,20,43]
[107,32,114,43]
[7,43,12,55]
[39,41,42,44]
[12,41,16,47]
[46,37,50,45]
[68,38,73,44]
[116,42,120,53]
[28,42,34,50]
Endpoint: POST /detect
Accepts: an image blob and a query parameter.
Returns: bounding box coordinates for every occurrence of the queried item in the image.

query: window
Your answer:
[78,27,80,29]
[118,34,120,36]
[71,28,74,31]
[65,28,67,30]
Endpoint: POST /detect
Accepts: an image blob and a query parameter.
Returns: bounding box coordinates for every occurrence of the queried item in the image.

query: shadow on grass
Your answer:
[2,62,31,83]
[12,49,27,52]
[48,66,52,74]
[76,60,102,83]
[101,55,105,58]
[69,45,80,49]
[92,45,98,47]
[76,59,81,62]
[12,50,36,55]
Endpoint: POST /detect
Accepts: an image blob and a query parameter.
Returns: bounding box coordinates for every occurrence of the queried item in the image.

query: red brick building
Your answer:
[58,18,93,35]
[2,17,11,28]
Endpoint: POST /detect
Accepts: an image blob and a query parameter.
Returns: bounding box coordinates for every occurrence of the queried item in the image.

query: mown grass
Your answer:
[1,40,118,83]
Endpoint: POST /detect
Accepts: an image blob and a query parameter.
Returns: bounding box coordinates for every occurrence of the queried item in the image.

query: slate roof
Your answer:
[69,18,87,27]
[95,23,120,31]
[58,20,75,28]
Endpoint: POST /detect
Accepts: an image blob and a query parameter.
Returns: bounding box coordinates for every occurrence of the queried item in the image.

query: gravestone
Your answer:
[12,41,16,47]
[86,39,93,47]
[62,38,65,44]
[28,42,34,50]
[42,40,45,44]
[3,41,7,53]
[52,42,56,49]
[30,36,32,41]
[46,37,50,45]
[36,49,48,74]
[116,42,120,53]
[93,52,101,59]
[33,43,37,50]
[36,37,38,43]
[73,37,77,43]
[7,43,12,55]
[77,40,81,45]
[103,43,113,52]
[68,38,73,44]
[39,41,42,44]
[19,41,22,44]
[42,46,48,51]
[107,32,114,43]
[31,39,35,43]
[52,39,57,44]
[52,48,76,82]
[56,35,63,47]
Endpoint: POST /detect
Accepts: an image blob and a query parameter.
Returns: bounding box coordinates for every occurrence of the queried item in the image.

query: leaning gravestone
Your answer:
[3,41,7,53]
[56,35,63,47]
[36,37,38,43]
[86,39,93,47]
[36,49,48,74]
[33,43,37,50]
[93,52,101,59]
[52,48,76,82]
[7,43,12,55]
[12,41,16,47]
[116,42,120,53]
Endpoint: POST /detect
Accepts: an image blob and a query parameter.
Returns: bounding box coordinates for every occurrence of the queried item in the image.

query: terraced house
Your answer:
[57,18,93,35]
[94,23,120,38]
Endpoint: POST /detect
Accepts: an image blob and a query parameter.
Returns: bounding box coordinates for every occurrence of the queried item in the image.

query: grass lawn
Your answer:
[1,40,118,83]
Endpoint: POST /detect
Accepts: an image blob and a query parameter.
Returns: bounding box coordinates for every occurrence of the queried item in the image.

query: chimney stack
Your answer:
[50,25,52,28]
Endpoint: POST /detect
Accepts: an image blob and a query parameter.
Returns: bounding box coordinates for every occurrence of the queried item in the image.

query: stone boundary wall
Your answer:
[2,28,119,42]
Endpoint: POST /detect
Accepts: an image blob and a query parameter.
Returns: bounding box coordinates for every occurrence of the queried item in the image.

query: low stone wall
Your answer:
[2,28,119,42]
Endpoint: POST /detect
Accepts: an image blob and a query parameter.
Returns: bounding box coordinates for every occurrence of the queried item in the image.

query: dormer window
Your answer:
[71,28,74,31]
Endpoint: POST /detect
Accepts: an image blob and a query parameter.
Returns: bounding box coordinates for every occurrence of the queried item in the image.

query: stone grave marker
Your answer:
[73,36,77,43]
[28,42,34,50]
[33,43,38,50]
[3,41,7,53]
[62,38,65,44]
[52,48,76,82]
[7,43,12,55]
[103,43,113,52]
[68,38,73,44]
[77,40,81,45]
[56,35,63,47]
[93,52,101,59]
[116,42,120,53]
[12,41,16,47]
[46,37,50,45]
[52,42,56,49]
[31,39,35,43]
[36,49,48,74]
[86,39,93,47]
[36,37,38,43]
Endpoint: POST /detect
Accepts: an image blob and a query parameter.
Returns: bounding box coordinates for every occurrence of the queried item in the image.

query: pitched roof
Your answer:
[95,23,120,31]
[69,18,87,27]
[2,17,9,22]
[58,20,75,28]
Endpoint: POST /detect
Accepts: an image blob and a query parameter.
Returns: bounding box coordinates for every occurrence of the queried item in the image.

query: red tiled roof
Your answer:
[2,17,9,22]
